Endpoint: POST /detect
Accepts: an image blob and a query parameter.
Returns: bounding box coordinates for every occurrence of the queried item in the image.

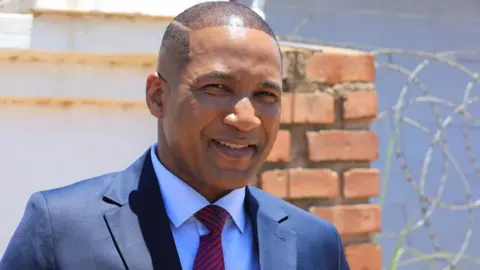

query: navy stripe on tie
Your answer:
[193,205,228,270]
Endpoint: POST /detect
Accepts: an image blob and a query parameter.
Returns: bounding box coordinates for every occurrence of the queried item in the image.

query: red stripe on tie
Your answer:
[193,205,228,270]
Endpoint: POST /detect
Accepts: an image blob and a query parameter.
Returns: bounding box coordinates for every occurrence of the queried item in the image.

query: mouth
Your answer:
[210,139,258,159]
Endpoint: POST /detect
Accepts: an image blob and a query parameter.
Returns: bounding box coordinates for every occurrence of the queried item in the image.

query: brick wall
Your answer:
[259,46,381,270]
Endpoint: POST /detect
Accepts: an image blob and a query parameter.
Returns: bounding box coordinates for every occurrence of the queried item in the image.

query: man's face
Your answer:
[151,25,282,196]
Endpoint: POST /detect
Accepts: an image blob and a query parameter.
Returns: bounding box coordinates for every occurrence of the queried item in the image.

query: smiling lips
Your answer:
[211,139,257,159]
[217,140,250,149]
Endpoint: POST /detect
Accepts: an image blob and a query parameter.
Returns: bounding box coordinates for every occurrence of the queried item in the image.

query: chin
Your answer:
[211,168,256,189]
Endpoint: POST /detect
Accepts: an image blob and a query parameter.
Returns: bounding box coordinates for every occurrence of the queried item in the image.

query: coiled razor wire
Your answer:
[372,49,479,269]
[278,36,480,269]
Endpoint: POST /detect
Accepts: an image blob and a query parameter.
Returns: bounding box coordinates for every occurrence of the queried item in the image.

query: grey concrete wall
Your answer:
[254,0,480,268]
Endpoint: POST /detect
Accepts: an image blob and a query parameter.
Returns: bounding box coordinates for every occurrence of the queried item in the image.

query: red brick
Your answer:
[306,131,378,161]
[266,130,291,163]
[343,168,380,200]
[309,207,335,224]
[292,92,335,124]
[309,205,381,236]
[288,169,339,199]
[306,49,376,85]
[259,170,288,198]
[343,90,378,121]
[280,93,293,124]
[345,243,382,270]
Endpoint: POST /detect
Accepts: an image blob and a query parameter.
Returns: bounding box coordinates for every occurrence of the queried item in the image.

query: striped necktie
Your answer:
[193,205,228,270]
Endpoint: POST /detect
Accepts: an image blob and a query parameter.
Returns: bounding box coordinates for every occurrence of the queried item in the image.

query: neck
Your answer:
[155,136,231,203]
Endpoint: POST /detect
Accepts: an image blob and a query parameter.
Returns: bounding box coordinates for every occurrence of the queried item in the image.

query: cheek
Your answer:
[176,95,219,140]
[194,94,231,119]
[165,93,199,145]
[256,104,281,131]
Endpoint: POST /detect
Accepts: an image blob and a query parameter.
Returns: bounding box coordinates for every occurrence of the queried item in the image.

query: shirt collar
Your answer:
[150,143,246,233]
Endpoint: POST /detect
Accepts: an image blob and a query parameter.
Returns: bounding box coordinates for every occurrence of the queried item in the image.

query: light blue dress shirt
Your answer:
[150,144,260,270]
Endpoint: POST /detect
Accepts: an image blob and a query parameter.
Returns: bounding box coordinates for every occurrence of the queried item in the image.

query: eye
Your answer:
[205,84,227,89]
[254,91,279,103]
[201,84,231,95]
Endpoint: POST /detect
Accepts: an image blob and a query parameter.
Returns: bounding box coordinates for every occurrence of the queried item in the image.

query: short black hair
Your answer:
[157,1,278,72]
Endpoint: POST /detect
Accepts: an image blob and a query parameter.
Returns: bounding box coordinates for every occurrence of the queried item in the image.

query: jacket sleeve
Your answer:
[0,192,55,270]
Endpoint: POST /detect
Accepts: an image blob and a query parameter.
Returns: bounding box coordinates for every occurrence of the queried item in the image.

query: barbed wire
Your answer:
[279,35,480,269]
[373,49,479,269]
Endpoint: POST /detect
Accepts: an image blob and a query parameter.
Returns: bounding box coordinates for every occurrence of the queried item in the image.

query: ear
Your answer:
[146,73,166,119]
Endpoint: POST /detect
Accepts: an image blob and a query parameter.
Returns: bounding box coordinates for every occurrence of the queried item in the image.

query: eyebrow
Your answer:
[195,72,233,83]
[195,71,282,93]
[261,81,282,93]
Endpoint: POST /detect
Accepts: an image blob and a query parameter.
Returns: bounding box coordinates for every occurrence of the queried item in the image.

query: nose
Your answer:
[223,97,261,132]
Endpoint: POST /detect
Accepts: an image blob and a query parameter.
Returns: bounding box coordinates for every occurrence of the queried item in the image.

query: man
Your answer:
[0,2,350,270]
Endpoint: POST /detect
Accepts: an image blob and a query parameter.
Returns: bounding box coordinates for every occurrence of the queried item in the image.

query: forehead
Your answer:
[187,26,281,73]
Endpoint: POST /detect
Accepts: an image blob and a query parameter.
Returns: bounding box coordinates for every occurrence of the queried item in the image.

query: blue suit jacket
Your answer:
[0,150,350,270]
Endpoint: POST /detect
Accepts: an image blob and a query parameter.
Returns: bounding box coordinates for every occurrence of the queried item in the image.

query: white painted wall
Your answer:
[0,104,157,253]
[0,62,159,256]
[0,13,168,53]
[0,7,165,256]
[1,0,227,16]
[30,14,171,53]
[34,0,226,17]
[0,61,151,99]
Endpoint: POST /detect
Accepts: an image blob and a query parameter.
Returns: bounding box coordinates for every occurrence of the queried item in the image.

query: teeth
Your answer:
[217,140,249,149]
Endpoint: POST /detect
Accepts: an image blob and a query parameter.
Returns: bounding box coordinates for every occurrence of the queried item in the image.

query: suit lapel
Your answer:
[246,188,297,270]
[103,151,182,270]
[104,204,154,269]
[101,150,297,270]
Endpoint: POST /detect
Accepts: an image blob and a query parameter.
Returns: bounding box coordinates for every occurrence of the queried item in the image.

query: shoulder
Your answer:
[26,171,120,226]
[248,186,341,247]
[38,150,148,204]
[19,170,119,220]
[248,186,336,228]
[248,187,346,268]
[39,171,118,204]
[21,172,122,237]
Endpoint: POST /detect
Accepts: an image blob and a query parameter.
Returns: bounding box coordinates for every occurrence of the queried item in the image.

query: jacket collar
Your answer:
[102,149,297,270]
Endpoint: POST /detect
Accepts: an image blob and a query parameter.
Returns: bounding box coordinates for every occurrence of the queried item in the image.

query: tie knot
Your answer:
[195,205,228,234]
